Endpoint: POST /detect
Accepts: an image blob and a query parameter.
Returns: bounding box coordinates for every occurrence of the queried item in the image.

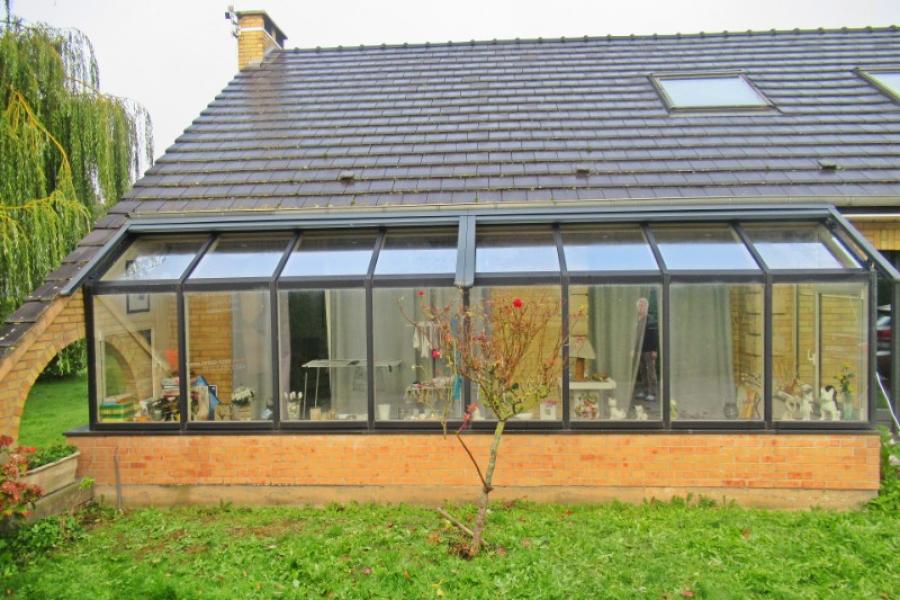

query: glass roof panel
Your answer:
[562,225,659,272]
[375,229,457,276]
[475,227,559,274]
[652,224,759,271]
[743,223,859,270]
[864,71,900,101]
[656,75,768,109]
[188,234,292,279]
[101,236,206,281]
[281,232,377,277]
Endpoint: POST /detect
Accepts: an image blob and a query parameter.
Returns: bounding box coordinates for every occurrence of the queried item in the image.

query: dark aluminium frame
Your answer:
[77,203,900,435]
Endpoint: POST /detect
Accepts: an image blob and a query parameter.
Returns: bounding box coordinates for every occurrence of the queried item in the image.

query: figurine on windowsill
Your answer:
[634,405,648,421]
[799,384,814,421]
[608,397,625,420]
[819,385,839,421]
[775,390,800,420]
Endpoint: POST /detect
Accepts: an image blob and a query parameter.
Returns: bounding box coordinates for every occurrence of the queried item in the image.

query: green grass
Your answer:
[17,374,88,448]
[3,498,899,599]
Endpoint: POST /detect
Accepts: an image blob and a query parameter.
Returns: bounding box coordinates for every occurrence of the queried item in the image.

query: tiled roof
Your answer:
[126,26,900,214]
[3,26,900,357]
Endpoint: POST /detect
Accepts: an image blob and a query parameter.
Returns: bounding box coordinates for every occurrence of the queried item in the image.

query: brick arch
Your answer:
[0,291,86,440]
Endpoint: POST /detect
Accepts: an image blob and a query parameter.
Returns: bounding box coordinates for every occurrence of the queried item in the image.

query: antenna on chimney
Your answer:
[225,4,239,39]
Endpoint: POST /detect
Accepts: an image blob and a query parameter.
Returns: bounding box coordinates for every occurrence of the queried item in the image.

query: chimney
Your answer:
[229,9,287,70]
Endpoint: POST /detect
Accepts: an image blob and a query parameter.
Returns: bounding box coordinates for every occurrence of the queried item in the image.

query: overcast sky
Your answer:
[12,0,899,165]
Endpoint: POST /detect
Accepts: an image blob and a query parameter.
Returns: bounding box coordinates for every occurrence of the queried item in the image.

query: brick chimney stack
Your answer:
[231,9,287,70]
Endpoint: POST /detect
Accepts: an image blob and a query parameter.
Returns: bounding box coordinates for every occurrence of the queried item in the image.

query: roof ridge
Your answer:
[280,24,900,55]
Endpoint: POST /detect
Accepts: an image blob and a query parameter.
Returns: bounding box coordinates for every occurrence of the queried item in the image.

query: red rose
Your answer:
[417,290,425,297]
[512,298,523,308]
[431,349,442,359]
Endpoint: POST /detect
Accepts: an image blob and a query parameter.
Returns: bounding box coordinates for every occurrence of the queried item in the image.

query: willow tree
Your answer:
[0,7,152,372]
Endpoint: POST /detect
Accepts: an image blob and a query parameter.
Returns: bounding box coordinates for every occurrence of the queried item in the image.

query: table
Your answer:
[301,358,401,417]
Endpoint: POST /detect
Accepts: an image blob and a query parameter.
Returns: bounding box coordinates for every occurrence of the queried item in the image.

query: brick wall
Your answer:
[186,292,235,402]
[0,292,85,438]
[68,432,881,508]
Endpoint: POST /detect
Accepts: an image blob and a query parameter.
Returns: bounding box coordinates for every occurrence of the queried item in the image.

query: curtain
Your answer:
[588,286,648,415]
[231,291,272,419]
[670,285,734,419]
[328,289,368,416]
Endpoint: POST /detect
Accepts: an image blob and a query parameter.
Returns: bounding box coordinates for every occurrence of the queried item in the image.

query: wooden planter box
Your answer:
[22,451,80,496]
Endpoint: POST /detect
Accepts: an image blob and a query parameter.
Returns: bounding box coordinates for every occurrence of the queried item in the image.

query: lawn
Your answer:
[3,497,899,599]
[6,377,900,598]
[17,374,88,448]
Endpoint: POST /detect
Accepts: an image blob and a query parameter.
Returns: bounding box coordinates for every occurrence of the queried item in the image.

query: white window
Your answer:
[653,74,769,110]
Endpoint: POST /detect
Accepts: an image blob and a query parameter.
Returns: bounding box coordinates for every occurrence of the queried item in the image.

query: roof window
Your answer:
[653,73,770,111]
[860,70,900,102]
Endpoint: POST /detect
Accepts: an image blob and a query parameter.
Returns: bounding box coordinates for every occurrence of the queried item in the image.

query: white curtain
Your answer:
[670,285,735,419]
[328,289,368,416]
[231,291,272,419]
[588,286,649,415]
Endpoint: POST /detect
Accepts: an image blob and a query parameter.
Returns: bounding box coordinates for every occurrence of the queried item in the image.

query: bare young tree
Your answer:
[411,292,568,557]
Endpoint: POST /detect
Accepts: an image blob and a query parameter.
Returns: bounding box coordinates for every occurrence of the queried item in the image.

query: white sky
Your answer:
[12,0,900,165]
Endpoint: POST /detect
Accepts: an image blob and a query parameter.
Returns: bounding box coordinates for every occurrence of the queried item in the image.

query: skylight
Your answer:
[861,70,900,102]
[653,74,770,110]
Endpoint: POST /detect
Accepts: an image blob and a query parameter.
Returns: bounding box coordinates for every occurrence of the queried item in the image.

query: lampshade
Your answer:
[570,336,596,360]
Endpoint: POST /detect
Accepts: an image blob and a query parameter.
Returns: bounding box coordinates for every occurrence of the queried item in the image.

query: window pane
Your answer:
[562,226,658,272]
[653,225,759,271]
[186,290,272,421]
[281,233,376,278]
[743,223,859,270]
[657,75,767,108]
[189,235,291,279]
[101,237,204,281]
[278,288,367,421]
[773,283,868,422]
[670,283,764,420]
[569,285,662,421]
[469,285,563,420]
[476,228,559,274]
[93,293,180,423]
[375,230,457,276]
[866,71,900,99]
[373,287,463,420]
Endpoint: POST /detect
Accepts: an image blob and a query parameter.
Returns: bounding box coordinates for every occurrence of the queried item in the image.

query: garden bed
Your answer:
[22,449,79,496]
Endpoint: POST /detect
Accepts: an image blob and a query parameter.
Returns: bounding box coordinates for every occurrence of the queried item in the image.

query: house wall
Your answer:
[67,432,880,509]
[851,219,900,251]
[186,292,235,403]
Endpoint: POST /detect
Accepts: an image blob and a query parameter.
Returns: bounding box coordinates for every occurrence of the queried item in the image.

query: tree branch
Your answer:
[436,507,475,538]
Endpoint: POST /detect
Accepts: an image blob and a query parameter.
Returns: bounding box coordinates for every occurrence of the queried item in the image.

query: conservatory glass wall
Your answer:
[84,210,881,432]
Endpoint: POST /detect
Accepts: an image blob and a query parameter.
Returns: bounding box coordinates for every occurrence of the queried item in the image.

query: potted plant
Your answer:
[836,365,855,420]
[21,444,79,497]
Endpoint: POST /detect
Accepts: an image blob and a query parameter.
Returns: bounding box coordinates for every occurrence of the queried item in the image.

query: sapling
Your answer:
[410,291,569,557]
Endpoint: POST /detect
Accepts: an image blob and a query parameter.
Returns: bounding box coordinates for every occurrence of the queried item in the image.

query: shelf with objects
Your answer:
[80,205,896,433]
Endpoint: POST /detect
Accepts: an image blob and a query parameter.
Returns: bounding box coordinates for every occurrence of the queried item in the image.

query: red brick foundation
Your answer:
[68,432,881,509]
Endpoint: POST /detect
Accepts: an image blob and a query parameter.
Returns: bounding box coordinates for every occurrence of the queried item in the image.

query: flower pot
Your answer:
[841,392,855,420]
[540,402,558,421]
[22,451,79,496]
